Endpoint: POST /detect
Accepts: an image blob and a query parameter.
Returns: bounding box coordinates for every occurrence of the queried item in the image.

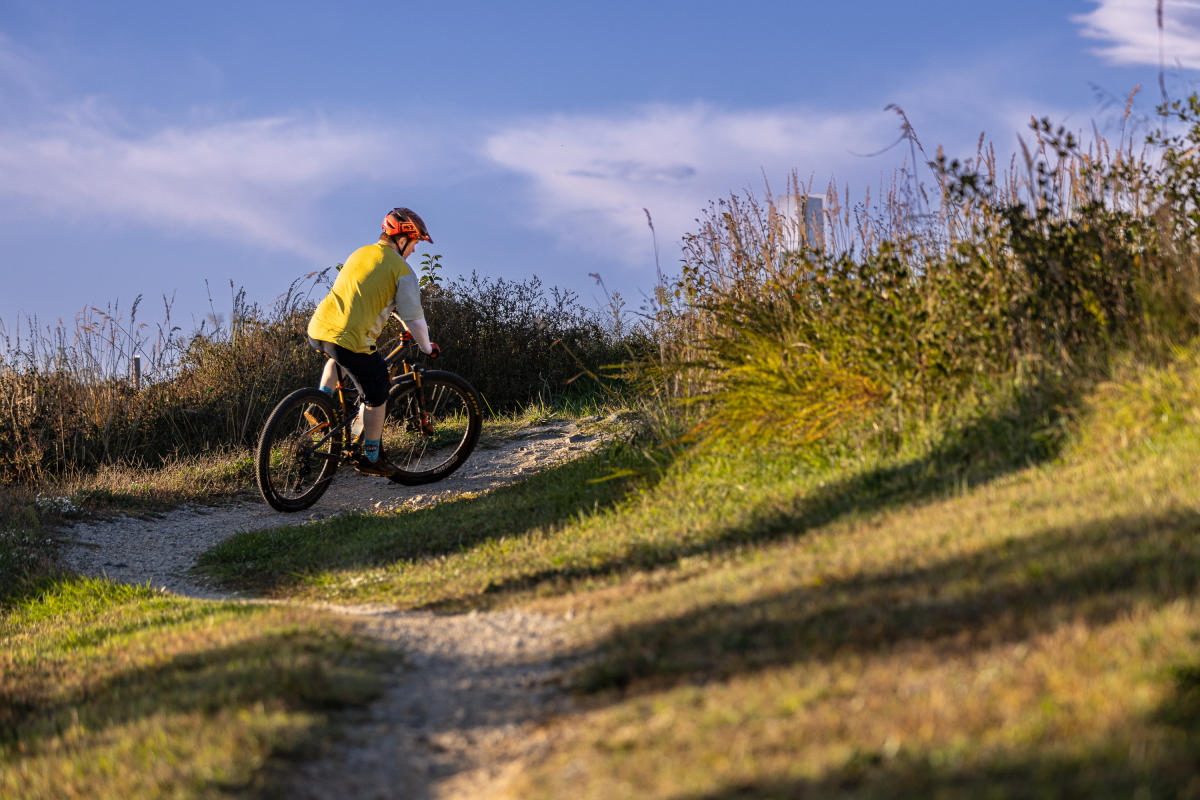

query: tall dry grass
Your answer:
[0,263,632,487]
[641,92,1200,453]
[0,278,324,484]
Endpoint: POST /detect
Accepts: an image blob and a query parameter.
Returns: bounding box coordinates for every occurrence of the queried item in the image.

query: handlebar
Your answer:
[385,313,439,365]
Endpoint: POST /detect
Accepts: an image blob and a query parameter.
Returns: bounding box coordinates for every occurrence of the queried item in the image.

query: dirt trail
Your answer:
[60,418,608,799]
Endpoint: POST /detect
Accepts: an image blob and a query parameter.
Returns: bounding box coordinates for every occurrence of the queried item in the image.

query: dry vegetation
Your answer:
[0,264,631,596]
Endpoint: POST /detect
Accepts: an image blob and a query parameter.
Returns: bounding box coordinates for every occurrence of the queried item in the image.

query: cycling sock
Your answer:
[318,386,334,395]
[364,438,381,462]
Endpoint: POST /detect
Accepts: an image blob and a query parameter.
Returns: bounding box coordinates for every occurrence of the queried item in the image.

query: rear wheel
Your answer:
[383,371,482,485]
[255,388,343,512]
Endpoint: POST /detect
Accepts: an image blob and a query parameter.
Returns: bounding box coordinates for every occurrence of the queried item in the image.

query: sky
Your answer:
[2,0,1199,337]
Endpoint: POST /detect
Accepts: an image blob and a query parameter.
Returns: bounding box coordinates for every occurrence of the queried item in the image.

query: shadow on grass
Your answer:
[679,664,1200,799]
[0,570,72,613]
[677,734,1198,799]
[203,374,1077,605]
[1,620,388,788]
[472,374,1081,604]
[198,445,663,595]
[576,508,1200,693]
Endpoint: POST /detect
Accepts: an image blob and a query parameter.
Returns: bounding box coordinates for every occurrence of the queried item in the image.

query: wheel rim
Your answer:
[382,380,473,476]
[266,401,337,501]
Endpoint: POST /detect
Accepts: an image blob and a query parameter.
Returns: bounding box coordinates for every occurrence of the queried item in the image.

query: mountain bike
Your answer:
[255,315,483,512]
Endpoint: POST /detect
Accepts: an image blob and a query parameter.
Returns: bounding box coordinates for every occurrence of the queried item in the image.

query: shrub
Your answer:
[0,263,634,484]
[417,264,633,412]
[645,93,1200,451]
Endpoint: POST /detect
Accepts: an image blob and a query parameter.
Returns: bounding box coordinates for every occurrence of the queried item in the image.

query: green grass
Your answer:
[499,355,1200,798]
[1,577,392,799]
[194,348,1200,798]
[197,442,653,606]
[198,368,1071,610]
[0,450,259,603]
[506,440,1200,799]
[0,485,57,599]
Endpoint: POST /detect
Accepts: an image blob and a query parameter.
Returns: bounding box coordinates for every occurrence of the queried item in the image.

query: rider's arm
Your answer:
[406,318,433,354]
[394,271,434,354]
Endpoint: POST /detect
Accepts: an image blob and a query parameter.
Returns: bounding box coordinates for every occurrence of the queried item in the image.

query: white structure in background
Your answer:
[772,193,825,253]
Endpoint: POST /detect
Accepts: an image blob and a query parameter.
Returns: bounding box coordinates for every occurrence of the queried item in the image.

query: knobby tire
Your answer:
[384,370,482,486]
[255,387,342,512]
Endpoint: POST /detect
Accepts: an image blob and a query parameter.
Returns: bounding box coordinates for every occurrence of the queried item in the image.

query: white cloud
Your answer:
[1074,0,1200,68]
[484,104,901,265]
[0,111,393,258]
[0,34,429,259]
[480,93,1083,269]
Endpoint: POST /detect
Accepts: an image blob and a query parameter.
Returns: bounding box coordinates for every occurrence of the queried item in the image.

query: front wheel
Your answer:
[383,370,482,485]
[255,387,343,512]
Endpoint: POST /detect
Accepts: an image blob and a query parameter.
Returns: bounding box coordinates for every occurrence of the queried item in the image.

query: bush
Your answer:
[0,283,321,483]
[0,264,635,484]
[646,93,1200,451]
[417,264,632,412]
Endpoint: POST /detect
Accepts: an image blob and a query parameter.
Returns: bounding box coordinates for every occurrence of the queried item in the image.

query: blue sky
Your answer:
[2,0,1199,336]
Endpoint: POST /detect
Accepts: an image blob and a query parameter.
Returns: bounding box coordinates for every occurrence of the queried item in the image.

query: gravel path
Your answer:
[59,417,609,799]
[288,605,577,800]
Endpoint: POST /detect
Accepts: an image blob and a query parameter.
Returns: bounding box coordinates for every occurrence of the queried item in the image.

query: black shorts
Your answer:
[307,336,391,407]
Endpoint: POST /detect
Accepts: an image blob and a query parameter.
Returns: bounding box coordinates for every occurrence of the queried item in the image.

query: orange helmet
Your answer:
[382,207,433,243]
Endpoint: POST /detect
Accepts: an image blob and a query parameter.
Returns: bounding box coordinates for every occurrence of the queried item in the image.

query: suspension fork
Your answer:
[390,369,434,435]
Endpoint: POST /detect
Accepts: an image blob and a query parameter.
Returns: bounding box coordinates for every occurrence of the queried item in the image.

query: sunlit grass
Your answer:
[498,356,1200,798]
[200,343,1200,798]
[0,577,389,799]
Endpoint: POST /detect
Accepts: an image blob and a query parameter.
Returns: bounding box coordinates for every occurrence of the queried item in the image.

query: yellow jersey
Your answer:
[307,242,423,354]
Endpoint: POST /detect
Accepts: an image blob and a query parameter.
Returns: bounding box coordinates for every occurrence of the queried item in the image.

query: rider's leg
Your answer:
[318,358,339,393]
[309,339,393,471]
[362,403,388,440]
[361,403,389,462]
[361,402,388,463]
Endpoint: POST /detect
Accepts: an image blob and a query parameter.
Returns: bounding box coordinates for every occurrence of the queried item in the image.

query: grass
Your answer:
[61,449,256,511]
[506,438,1200,798]
[0,450,256,602]
[12,87,1200,798]
[475,392,630,442]
[0,576,391,799]
[0,400,636,799]
[193,346,1200,798]
[499,354,1200,798]
[197,365,1072,609]
[0,393,621,600]
[197,441,653,606]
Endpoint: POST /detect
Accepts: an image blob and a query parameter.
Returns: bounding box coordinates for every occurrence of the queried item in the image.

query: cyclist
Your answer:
[307,207,439,477]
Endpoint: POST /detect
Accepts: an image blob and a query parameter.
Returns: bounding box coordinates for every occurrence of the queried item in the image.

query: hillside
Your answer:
[6,90,1200,800]
[3,347,1196,798]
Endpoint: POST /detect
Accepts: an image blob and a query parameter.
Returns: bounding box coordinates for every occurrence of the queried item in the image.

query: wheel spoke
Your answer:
[256,390,342,511]
[382,375,478,480]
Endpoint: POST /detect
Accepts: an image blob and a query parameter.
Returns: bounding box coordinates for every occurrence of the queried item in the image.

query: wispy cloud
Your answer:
[0,108,396,258]
[484,104,901,264]
[1074,0,1200,68]
[0,36,420,258]
[481,91,1075,269]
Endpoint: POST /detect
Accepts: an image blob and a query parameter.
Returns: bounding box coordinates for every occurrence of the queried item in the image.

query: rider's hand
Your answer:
[428,342,440,359]
[400,329,414,343]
